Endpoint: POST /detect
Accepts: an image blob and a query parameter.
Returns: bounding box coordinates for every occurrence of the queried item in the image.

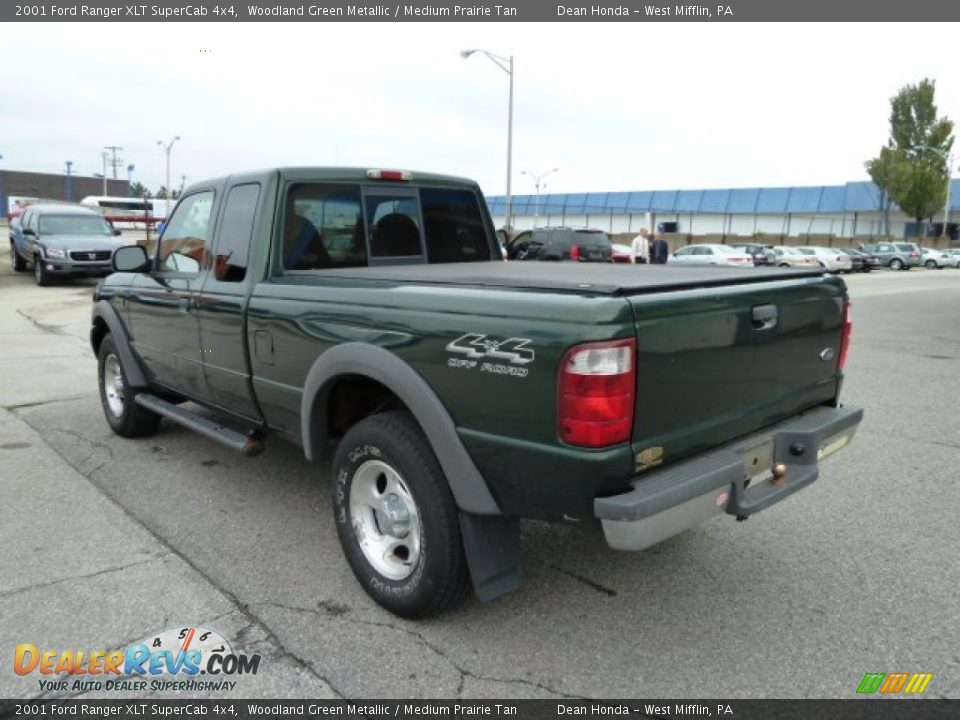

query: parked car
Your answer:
[770,246,821,268]
[794,247,854,273]
[667,244,753,267]
[860,242,922,270]
[611,243,633,263]
[506,227,613,262]
[838,248,879,272]
[9,203,126,286]
[920,247,959,269]
[730,243,776,266]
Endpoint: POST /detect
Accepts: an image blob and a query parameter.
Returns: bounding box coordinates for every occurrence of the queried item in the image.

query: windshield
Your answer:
[39,214,113,235]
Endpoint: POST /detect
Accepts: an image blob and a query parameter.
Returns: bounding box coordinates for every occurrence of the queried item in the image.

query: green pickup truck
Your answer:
[91,167,862,618]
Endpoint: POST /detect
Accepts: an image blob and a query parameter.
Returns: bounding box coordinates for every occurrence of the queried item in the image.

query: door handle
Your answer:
[752,304,778,330]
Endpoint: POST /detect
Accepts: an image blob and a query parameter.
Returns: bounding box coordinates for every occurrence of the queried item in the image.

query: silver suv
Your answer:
[860,242,922,270]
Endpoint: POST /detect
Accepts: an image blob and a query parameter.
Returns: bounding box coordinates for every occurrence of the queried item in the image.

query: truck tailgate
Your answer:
[628,276,846,469]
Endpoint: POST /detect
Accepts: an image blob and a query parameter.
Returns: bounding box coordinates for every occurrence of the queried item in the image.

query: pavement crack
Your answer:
[4,395,91,411]
[16,308,66,336]
[253,601,587,699]
[0,553,171,599]
[550,564,617,597]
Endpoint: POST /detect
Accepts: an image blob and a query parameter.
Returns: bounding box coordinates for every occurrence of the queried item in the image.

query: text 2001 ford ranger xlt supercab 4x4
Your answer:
[91,168,862,618]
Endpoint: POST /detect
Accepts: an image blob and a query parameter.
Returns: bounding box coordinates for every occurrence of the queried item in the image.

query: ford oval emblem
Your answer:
[820,348,836,362]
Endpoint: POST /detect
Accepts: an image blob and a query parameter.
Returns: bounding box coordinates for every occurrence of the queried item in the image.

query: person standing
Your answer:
[650,233,669,264]
[631,228,650,263]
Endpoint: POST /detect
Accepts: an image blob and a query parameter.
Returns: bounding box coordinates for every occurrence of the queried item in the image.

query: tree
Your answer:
[130,181,149,198]
[155,186,169,199]
[865,78,954,237]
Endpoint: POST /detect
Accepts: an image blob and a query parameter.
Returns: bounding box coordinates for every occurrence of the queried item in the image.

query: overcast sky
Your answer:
[4,22,960,197]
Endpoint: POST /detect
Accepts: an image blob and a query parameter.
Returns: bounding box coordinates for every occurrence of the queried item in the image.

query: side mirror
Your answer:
[113,245,150,273]
[113,228,122,236]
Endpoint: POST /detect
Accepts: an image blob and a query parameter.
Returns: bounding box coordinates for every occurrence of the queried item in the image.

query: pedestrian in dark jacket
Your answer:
[650,233,669,264]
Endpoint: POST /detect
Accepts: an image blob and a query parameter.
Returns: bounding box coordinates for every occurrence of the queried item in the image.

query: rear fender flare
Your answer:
[301,342,502,516]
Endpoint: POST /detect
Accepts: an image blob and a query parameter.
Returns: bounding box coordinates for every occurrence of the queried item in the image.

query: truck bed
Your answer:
[314,261,824,296]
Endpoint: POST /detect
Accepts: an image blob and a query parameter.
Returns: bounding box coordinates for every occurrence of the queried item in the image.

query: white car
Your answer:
[920,247,959,268]
[667,244,754,267]
[794,246,854,273]
[770,246,821,268]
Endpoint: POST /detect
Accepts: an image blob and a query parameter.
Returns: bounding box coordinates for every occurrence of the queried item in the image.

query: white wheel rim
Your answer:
[349,459,422,581]
[103,353,125,418]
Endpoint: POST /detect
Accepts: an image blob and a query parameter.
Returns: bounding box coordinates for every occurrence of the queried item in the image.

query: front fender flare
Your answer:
[91,300,148,388]
[300,342,501,516]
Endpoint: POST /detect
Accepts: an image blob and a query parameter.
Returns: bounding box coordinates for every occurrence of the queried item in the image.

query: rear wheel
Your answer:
[889,258,904,271]
[332,411,469,618]
[97,334,161,438]
[925,259,937,269]
[10,242,26,272]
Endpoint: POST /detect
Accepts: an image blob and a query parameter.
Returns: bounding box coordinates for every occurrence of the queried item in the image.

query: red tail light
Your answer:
[569,244,581,261]
[838,299,852,371]
[558,339,636,448]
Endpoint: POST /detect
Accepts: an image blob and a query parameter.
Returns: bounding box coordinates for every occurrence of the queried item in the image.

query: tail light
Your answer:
[365,169,412,181]
[569,244,581,261]
[558,339,636,448]
[838,299,852,371]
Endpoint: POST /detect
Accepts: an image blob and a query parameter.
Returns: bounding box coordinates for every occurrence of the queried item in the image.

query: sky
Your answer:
[4,22,960,198]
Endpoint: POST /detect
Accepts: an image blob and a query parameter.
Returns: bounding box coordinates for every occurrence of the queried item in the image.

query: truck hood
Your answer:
[40,234,124,251]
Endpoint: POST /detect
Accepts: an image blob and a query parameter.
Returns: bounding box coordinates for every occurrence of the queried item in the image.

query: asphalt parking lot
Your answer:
[1,250,958,700]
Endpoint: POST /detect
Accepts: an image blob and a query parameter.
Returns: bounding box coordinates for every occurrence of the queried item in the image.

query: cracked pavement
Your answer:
[2,243,959,699]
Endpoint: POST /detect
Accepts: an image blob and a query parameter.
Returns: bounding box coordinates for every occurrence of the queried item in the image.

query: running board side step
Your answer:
[134,394,264,457]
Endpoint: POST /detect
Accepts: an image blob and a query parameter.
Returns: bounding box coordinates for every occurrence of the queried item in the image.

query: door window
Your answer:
[282,184,366,270]
[213,184,260,282]
[158,191,215,274]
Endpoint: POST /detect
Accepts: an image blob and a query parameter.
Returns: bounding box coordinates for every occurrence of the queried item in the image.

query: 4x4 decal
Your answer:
[446,333,535,365]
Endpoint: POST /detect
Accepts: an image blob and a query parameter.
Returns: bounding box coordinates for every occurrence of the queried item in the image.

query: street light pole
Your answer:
[461,49,515,231]
[100,151,108,195]
[127,164,136,197]
[65,161,73,201]
[521,168,558,228]
[157,135,181,199]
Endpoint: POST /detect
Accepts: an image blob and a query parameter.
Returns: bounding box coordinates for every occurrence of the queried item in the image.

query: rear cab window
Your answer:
[279,180,492,273]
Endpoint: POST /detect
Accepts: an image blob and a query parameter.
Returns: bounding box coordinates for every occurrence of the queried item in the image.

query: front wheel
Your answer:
[925,260,937,269]
[332,411,469,618]
[34,254,52,286]
[97,334,161,437]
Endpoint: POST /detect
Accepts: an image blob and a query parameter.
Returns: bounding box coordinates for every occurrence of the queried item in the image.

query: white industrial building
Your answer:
[486,180,960,241]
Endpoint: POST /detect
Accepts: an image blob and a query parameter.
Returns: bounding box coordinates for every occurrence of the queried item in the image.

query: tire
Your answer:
[34,254,52,286]
[332,411,469,618]
[97,334,161,438]
[10,242,26,272]
[778,263,790,268]
[925,260,937,269]
[889,258,904,271]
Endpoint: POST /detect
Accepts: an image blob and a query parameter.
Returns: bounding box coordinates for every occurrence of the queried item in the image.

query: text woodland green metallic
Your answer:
[91,167,863,618]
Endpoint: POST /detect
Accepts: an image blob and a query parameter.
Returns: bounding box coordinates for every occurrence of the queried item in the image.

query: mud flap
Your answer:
[459,512,522,602]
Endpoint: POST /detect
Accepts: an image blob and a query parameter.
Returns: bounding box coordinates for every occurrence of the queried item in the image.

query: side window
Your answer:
[674,246,693,256]
[158,191,215,274]
[508,231,531,259]
[420,188,491,263]
[366,195,422,259]
[282,184,366,271]
[213,184,260,282]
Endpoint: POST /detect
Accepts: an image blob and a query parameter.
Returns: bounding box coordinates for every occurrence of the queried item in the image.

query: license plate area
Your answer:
[740,438,775,491]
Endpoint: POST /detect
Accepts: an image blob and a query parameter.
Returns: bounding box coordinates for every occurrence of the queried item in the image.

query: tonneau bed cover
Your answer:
[310,261,824,296]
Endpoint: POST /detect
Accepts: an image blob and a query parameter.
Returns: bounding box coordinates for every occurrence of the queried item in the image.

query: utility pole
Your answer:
[65,161,74,202]
[158,136,181,201]
[104,146,123,179]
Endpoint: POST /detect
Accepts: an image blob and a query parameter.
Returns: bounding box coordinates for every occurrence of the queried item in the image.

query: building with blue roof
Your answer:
[486,180,960,240]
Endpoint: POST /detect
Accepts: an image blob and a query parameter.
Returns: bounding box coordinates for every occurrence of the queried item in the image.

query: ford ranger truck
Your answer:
[91,168,863,618]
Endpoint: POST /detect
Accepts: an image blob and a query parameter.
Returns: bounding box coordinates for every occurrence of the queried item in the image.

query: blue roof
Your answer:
[486,179,960,215]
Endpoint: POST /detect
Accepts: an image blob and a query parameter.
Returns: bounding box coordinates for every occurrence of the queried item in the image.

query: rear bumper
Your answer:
[594,404,863,551]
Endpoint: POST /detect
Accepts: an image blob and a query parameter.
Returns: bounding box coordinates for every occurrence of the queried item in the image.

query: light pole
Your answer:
[521,168,558,228]
[157,135,181,199]
[461,49,514,231]
[65,161,74,201]
[99,151,109,195]
[127,164,136,196]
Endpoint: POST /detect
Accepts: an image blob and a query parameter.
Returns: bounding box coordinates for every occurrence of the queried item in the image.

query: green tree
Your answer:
[155,186,169,199]
[130,181,149,198]
[866,78,954,237]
